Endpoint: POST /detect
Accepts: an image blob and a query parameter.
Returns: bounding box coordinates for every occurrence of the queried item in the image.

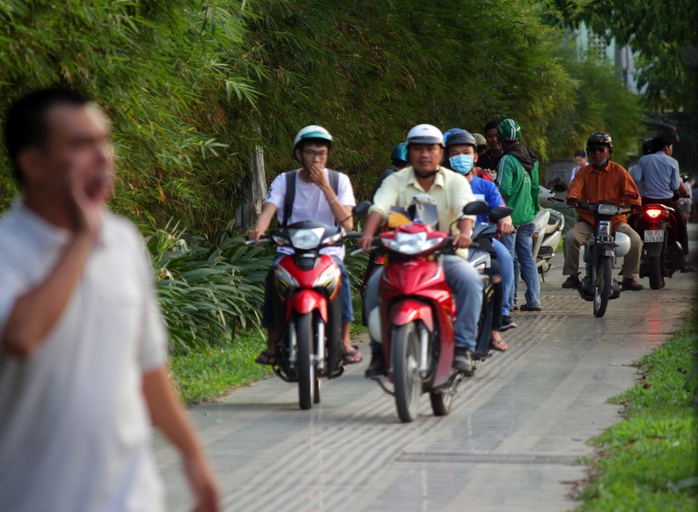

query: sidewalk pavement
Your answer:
[155,242,697,512]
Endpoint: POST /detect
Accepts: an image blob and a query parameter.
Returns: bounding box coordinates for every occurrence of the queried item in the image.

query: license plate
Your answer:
[644,230,664,243]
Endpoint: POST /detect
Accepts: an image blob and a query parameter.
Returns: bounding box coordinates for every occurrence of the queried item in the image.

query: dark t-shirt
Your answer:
[478,150,502,172]
[370,166,399,201]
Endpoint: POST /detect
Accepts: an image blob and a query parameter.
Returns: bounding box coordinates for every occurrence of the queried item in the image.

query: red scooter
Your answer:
[359,201,489,422]
[247,206,368,410]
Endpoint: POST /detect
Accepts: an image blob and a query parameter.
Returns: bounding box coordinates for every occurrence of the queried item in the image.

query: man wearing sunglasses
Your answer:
[562,131,644,290]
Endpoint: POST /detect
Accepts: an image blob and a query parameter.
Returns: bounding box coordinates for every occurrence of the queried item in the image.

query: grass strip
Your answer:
[170,330,273,405]
[578,304,698,511]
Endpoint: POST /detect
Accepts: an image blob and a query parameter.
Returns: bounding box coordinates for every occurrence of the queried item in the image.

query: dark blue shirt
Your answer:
[470,176,505,223]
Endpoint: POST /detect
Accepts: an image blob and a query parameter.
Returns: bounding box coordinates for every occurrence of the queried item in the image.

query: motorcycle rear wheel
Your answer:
[648,255,663,290]
[392,322,422,423]
[429,390,453,416]
[296,313,316,410]
[593,256,612,318]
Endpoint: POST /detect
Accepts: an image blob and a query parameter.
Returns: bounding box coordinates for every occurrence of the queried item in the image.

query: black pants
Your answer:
[642,197,689,256]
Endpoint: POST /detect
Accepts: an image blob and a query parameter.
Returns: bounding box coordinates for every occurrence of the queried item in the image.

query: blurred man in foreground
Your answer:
[0,89,218,511]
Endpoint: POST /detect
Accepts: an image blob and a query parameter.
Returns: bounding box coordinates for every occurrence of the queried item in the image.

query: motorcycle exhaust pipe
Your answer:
[418,323,430,377]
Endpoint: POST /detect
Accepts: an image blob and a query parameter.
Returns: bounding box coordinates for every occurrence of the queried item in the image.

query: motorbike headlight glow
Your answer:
[596,204,617,216]
[312,264,341,296]
[274,264,299,297]
[382,232,445,255]
[290,228,324,250]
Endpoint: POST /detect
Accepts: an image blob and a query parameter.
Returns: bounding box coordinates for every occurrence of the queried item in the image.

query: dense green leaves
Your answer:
[148,222,274,353]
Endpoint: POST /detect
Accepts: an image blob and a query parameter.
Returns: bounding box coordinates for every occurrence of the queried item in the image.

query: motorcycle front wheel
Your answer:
[296,313,316,410]
[392,322,422,423]
[593,256,612,317]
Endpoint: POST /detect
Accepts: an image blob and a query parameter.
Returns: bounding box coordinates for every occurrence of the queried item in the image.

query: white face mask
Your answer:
[449,154,474,175]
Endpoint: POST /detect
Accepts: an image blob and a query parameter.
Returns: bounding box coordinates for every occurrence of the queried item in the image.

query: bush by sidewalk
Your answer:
[578,305,698,511]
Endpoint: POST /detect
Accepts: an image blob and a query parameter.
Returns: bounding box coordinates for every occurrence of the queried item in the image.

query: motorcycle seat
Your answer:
[545,216,561,235]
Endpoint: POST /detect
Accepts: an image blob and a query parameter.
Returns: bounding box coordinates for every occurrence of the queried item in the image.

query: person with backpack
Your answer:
[248,125,362,365]
[495,119,542,312]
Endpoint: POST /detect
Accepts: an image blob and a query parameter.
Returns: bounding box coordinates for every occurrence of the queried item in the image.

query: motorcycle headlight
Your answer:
[382,232,445,255]
[597,204,617,216]
[312,264,341,297]
[290,228,324,250]
[274,264,299,297]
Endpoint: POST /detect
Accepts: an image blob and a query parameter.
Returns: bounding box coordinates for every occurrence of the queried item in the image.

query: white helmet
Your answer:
[614,232,631,257]
[406,124,444,146]
[293,125,333,150]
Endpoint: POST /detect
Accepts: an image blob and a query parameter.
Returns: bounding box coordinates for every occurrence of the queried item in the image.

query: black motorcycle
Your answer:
[632,204,683,289]
[573,201,633,317]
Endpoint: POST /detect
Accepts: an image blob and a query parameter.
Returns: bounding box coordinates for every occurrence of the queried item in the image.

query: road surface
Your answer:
[155,246,696,512]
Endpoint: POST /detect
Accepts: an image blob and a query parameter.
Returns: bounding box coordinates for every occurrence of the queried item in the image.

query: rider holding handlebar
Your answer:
[359,124,483,377]
[249,126,362,366]
[562,132,644,291]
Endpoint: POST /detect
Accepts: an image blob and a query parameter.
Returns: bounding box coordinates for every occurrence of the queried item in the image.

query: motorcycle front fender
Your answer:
[286,289,328,323]
[390,299,434,332]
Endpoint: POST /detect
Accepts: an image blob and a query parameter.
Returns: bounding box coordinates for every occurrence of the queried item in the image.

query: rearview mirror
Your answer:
[489,206,513,222]
[353,201,372,218]
[462,200,489,216]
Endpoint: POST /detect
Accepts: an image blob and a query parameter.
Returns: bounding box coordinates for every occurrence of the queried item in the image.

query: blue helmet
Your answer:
[391,142,408,164]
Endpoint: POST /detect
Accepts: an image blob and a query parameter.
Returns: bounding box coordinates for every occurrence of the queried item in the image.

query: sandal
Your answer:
[255,351,277,365]
[342,345,363,364]
[489,338,508,352]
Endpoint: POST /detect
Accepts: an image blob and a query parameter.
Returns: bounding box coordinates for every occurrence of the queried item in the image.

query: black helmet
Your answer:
[587,131,613,149]
[641,138,653,155]
[444,129,476,148]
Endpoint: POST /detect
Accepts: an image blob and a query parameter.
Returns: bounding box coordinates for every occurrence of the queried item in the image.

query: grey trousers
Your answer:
[366,255,483,352]
[562,221,642,280]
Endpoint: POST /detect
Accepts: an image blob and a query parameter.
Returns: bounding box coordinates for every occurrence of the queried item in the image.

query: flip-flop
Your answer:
[255,351,277,365]
[489,338,508,352]
[342,344,363,364]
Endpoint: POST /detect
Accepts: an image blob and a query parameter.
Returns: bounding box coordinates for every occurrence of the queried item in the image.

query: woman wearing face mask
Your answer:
[442,129,517,350]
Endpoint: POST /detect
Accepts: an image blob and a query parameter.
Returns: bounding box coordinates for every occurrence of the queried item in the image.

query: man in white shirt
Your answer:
[0,89,218,511]
[569,150,587,183]
[248,125,362,365]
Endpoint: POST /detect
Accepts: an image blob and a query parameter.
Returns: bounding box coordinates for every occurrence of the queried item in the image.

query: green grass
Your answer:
[170,329,273,404]
[577,305,698,511]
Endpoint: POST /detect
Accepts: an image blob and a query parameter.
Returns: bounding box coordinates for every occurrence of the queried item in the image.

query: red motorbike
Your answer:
[247,212,366,410]
[359,201,490,422]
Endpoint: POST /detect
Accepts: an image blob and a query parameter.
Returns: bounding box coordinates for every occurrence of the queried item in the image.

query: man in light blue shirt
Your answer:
[632,134,693,271]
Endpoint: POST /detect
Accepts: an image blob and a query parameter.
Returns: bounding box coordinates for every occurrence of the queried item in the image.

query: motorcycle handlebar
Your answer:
[245,238,271,245]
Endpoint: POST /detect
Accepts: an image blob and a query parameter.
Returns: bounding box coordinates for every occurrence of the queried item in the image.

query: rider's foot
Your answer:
[621,278,644,291]
[453,347,474,376]
[500,316,517,331]
[255,351,277,365]
[520,303,542,312]
[562,274,581,288]
[342,344,363,364]
[364,350,385,378]
[489,335,507,352]
[681,263,696,273]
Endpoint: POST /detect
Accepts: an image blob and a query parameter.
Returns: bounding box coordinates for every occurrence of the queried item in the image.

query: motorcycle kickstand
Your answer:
[373,377,395,396]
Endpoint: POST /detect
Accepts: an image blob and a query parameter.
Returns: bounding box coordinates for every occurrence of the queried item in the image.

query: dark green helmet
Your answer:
[497,119,521,142]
